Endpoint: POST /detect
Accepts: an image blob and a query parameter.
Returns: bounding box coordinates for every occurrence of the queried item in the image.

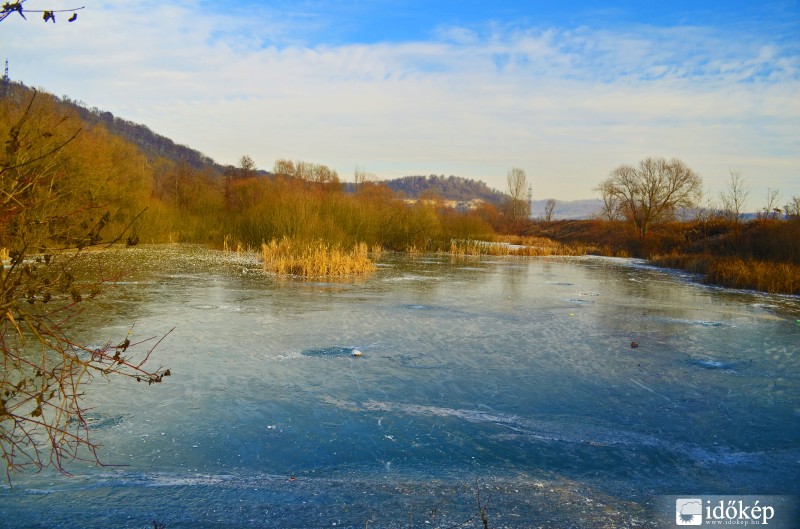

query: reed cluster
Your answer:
[261,237,376,278]
[0,247,8,263]
[652,254,800,295]
[446,238,595,257]
[222,235,255,255]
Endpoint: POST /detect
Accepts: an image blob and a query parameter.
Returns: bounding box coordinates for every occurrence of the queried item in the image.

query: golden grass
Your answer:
[370,244,384,258]
[446,238,596,257]
[261,237,376,278]
[652,253,800,295]
[223,235,254,255]
[0,247,8,263]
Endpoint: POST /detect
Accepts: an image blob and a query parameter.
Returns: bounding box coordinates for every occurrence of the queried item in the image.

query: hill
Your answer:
[379,175,508,207]
[6,81,221,170]
[375,176,603,219]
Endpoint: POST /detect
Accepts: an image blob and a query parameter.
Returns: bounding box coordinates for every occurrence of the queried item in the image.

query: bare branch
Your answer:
[1,91,170,483]
[1,2,84,23]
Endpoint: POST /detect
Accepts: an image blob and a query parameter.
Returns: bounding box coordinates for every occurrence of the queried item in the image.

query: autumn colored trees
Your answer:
[1,90,170,480]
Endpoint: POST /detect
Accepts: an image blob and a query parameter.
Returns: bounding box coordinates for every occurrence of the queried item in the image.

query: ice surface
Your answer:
[2,248,798,528]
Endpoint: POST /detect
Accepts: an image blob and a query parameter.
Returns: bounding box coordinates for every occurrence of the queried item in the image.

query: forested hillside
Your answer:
[44,86,221,170]
[1,82,504,251]
[380,175,507,207]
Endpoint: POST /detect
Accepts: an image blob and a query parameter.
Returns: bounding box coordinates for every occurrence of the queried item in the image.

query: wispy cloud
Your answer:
[4,0,798,203]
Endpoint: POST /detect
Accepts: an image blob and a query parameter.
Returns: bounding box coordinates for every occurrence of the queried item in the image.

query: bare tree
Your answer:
[238,154,257,179]
[353,165,377,193]
[506,167,530,223]
[543,199,556,222]
[597,191,623,222]
[758,188,782,222]
[354,165,367,191]
[274,159,339,186]
[597,157,703,237]
[719,169,749,226]
[273,159,295,178]
[785,196,800,220]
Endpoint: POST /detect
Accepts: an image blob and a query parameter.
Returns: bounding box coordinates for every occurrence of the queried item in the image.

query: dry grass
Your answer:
[446,238,596,257]
[261,237,376,278]
[653,253,800,295]
[223,235,254,255]
[0,247,8,263]
[370,244,384,258]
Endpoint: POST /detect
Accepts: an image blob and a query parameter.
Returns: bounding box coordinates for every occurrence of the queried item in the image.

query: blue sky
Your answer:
[3,1,799,207]
[212,1,796,43]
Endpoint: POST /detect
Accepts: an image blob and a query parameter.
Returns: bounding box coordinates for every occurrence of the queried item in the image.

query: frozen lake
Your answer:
[2,245,798,528]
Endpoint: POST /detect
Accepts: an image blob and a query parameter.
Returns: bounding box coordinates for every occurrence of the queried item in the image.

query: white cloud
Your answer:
[4,1,798,206]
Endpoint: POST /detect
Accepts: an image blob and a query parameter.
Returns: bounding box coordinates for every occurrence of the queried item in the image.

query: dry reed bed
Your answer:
[261,238,376,278]
[652,254,800,295]
[446,238,596,257]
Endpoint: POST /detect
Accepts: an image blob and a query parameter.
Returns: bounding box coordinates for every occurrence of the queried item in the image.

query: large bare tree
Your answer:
[506,167,530,223]
[719,169,749,226]
[598,157,703,237]
[543,199,556,222]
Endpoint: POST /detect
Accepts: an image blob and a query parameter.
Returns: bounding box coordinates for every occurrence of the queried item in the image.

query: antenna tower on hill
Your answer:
[2,59,8,96]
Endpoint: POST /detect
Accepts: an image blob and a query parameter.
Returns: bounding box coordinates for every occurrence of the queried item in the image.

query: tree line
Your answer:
[0,83,512,253]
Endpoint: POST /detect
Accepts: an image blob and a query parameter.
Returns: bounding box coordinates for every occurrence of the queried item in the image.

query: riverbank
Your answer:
[535,217,800,296]
[650,254,800,295]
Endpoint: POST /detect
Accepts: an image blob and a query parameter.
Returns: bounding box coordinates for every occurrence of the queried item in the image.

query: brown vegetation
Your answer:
[651,254,800,294]
[1,89,170,481]
[447,237,596,257]
[540,216,800,294]
[261,238,376,278]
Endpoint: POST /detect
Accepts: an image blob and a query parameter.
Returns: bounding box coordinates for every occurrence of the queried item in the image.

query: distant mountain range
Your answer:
[530,199,603,220]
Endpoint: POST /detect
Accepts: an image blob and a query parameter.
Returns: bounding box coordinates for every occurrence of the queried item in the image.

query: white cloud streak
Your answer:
[4,0,799,205]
